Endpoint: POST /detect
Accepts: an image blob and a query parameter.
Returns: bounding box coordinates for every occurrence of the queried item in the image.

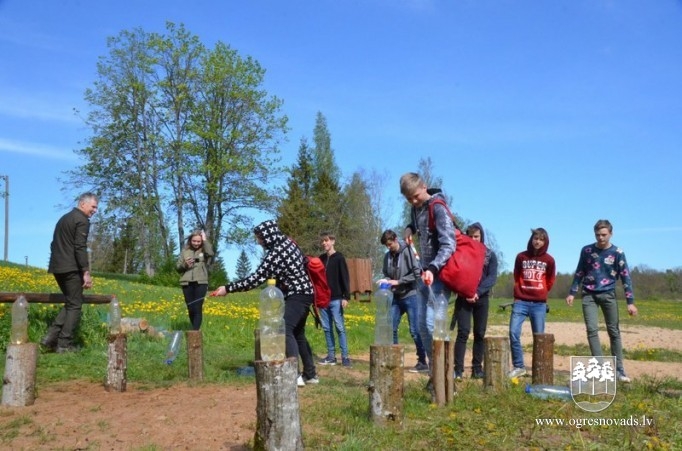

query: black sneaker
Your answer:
[472,370,485,379]
[409,362,429,373]
[39,336,57,352]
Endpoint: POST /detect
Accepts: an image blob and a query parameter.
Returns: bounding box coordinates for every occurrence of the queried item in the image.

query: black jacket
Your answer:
[319,251,351,300]
[48,208,90,274]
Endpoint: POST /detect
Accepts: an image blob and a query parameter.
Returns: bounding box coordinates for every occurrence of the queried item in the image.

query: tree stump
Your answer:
[483,337,510,392]
[253,357,302,451]
[187,330,204,381]
[431,339,455,405]
[368,344,404,426]
[2,343,38,406]
[105,333,127,392]
[532,333,555,385]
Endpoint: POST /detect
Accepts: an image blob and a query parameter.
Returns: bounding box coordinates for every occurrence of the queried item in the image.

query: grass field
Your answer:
[1,261,681,449]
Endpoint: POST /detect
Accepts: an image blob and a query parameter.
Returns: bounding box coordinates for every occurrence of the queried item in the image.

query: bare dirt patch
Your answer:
[1,323,679,450]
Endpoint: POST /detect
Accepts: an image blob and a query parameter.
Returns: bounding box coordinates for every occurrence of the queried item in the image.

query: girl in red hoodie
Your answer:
[508,228,556,378]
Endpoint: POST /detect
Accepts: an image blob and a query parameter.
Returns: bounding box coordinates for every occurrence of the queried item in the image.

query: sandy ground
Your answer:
[1,322,680,450]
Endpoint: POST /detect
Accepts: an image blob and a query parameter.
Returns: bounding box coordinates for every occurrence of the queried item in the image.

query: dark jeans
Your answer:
[284,294,316,379]
[453,295,489,374]
[182,282,208,330]
[47,271,85,348]
[392,293,426,364]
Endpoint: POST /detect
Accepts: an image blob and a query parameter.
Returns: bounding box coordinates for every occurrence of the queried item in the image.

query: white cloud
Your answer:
[0,138,78,161]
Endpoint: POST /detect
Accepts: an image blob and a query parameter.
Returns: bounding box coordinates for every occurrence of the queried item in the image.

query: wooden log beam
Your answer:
[0,292,115,304]
[187,330,204,382]
[2,343,39,406]
[105,333,127,392]
[484,336,510,392]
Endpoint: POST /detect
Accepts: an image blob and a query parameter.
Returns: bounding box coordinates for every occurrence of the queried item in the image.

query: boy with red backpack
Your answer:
[401,172,456,375]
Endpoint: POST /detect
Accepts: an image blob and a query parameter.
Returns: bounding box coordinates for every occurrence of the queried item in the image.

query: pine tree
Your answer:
[235,249,252,280]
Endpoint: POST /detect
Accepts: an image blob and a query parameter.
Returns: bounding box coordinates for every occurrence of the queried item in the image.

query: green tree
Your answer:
[70,23,287,275]
[235,249,252,280]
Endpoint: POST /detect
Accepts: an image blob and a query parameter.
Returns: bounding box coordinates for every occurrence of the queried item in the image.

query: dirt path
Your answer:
[1,322,679,450]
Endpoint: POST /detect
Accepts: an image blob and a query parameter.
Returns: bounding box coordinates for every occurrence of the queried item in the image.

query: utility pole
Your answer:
[0,175,8,261]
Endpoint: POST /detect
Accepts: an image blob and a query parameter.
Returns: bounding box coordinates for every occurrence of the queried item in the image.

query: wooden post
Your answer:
[105,333,127,392]
[2,343,38,406]
[253,357,303,451]
[532,333,555,385]
[187,330,204,381]
[444,339,456,403]
[483,337,510,392]
[368,344,404,427]
[254,328,262,362]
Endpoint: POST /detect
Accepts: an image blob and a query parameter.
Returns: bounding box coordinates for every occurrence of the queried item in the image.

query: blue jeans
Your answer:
[582,291,626,374]
[508,300,546,369]
[319,299,349,359]
[418,279,451,365]
[392,293,426,364]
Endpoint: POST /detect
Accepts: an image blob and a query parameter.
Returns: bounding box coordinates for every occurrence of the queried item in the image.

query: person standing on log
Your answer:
[452,222,498,381]
[317,232,352,368]
[177,229,214,330]
[566,219,638,383]
[401,172,455,382]
[508,227,556,379]
[211,219,319,386]
[41,192,98,353]
[379,229,428,373]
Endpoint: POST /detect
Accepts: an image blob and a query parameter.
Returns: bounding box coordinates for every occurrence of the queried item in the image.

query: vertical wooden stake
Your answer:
[483,337,510,392]
[368,344,404,427]
[431,339,447,405]
[105,333,127,392]
[444,339,456,402]
[187,330,204,381]
[2,343,38,406]
[532,333,555,385]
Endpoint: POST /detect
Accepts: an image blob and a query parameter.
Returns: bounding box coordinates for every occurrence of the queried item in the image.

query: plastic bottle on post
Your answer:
[374,282,393,345]
[525,383,572,401]
[109,297,122,334]
[165,331,183,365]
[259,279,285,361]
[10,295,29,344]
[432,292,449,340]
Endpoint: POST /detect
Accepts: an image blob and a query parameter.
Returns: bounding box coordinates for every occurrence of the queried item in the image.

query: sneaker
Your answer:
[297,375,306,387]
[617,372,631,383]
[472,370,485,379]
[303,376,320,384]
[318,356,337,365]
[39,336,57,353]
[409,362,429,373]
[454,372,463,382]
[342,357,351,367]
[508,367,526,378]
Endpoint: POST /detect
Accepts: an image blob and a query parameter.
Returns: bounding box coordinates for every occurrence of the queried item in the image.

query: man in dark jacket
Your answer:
[41,192,98,353]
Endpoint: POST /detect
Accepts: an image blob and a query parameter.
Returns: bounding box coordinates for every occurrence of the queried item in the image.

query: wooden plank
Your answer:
[0,292,114,304]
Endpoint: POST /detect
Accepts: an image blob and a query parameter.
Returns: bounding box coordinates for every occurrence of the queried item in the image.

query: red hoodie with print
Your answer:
[513,231,556,302]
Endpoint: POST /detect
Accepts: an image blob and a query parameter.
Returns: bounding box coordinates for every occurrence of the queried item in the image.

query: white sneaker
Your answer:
[617,372,631,383]
[508,367,526,378]
[297,375,305,387]
[304,376,320,384]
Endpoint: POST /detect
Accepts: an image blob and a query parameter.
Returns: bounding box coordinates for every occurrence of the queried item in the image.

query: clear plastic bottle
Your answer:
[432,292,449,340]
[259,279,285,361]
[165,331,183,365]
[525,383,572,401]
[374,282,393,345]
[10,295,29,344]
[109,297,122,334]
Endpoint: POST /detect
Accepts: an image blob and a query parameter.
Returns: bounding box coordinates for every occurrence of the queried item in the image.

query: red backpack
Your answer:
[427,199,487,299]
[305,256,331,309]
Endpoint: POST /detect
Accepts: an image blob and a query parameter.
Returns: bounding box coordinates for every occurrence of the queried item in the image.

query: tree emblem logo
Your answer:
[569,356,617,412]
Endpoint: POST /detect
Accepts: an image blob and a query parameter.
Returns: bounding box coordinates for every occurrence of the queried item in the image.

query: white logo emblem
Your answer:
[569,356,617,412]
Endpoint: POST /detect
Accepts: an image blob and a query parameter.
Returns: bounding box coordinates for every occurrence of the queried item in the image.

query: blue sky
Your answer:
[1,0,681,278]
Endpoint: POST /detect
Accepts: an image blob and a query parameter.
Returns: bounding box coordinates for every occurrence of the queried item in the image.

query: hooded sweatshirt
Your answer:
[382,238,421,300]
[407,189,456,275]
[513,231,556,302]
[225,220,314,298]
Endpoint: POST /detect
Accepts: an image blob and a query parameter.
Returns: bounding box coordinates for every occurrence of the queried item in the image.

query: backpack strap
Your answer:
[427,198,461,232]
